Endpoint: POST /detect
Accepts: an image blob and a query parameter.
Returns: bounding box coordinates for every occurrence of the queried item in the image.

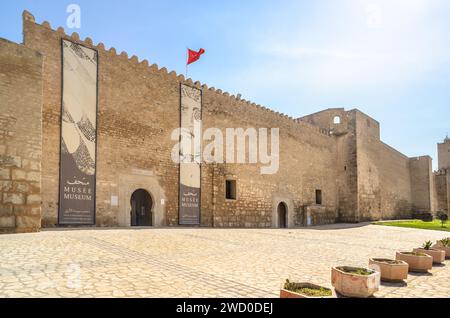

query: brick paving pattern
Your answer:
[0,224,449,298]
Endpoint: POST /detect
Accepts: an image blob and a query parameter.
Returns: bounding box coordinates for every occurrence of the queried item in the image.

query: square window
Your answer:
[315,189,322,205]
[226,180,237,200]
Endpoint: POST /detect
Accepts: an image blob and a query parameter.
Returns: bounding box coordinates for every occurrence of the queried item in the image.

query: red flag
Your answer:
[187,48,205,65]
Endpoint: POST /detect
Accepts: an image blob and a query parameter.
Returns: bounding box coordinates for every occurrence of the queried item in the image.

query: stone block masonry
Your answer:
[434,137,450,214]
[0,37,43,233]
[21,11,340,229]
[0,10,444,233]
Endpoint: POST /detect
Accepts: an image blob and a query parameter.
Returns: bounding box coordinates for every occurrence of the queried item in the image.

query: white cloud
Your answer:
[236,0,450,92]
[261,45,389,62]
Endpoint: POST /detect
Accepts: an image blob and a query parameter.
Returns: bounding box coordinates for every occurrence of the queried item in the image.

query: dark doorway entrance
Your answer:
[131,189,153,226]
[278,202,287,228]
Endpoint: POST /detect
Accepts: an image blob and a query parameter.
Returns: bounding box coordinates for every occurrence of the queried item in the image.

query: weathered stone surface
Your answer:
[22,159,40,171]
[434,138,450,214]
[11,169,26,180]
[0,168,10,179]
[0,216,15,228]
[0,205,13,215]
[0,11,446,233]
[0,155,22,167]
[15,215,40,229]
[0,37,42,233]
[11,181,29,193]
[3,193,24,205]
[26,171,40,183]
[0,181,12,191]
[26,194,41,204]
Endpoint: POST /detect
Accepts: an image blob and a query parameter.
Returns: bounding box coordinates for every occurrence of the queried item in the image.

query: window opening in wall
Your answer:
[315,189,322,205]
[226,180,237,200]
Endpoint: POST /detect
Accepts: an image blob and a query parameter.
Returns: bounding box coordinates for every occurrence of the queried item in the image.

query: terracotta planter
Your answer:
[413,248,445,264]
[396,252,433,272]
[331,266,380,298]
[280,282,335,298]
[432,243,450,259]
[368,258,408,282]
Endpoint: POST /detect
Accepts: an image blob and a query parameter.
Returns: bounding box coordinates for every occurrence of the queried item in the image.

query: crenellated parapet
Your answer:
[21,10,332,136]
[435,168,450,176]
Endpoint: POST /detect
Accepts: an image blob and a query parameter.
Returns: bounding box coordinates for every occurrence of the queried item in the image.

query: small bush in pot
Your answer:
[369,258,408,282]
[396,251,433,272]
[280,279,335,298]
[331,266,380,298]
[413,241,445,264]
[432,238,450,259]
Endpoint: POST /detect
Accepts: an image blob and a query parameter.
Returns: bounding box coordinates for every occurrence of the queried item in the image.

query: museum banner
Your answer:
[179,84,202,225]
[58,39,98,225]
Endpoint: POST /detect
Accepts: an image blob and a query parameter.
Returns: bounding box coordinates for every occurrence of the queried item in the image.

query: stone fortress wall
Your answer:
[0,37,43,233]
[0,11,446,233]
[434,138,450,214]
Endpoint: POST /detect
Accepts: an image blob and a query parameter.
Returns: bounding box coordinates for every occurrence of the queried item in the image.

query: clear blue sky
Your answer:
[1,0,449,168]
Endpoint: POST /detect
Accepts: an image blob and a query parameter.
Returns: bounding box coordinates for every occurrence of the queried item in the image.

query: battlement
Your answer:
[20,10,327,132]
[437,135,450,170]
[435,168,450,176]
[0,10,441,231]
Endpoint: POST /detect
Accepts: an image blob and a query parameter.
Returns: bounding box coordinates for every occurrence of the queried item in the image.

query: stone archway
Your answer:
[277,202,288,228]
[130,189,153,226]
[118,172,166,227]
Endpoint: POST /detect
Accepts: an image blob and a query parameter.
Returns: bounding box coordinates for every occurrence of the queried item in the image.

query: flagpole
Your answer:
[185,47,188,79]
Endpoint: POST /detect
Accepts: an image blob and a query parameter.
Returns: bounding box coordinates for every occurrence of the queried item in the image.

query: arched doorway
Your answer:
[130,189,153,226]
[278,202,287,228]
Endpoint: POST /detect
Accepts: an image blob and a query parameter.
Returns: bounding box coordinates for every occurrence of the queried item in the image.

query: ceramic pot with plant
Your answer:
[413,241,445,264]
[432,238,450,259]
[396,251,433,272]
[280,279,335,298]
[331,266,380,298]
[368,258,408,282]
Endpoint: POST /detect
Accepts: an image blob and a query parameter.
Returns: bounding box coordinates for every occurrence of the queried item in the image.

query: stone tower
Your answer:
[438,136,450,170]
[435,137,450,213]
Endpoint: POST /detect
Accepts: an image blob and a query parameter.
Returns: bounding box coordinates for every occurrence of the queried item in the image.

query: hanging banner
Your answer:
[179,84,202,225]
[58,39,98,225]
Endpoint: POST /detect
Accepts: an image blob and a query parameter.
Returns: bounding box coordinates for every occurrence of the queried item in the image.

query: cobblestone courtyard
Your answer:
[0,224,449,298]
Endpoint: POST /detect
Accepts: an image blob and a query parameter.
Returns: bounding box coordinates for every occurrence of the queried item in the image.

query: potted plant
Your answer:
[396,251,433,272]
[280,279,335,298]
[432,238,450,259]
[413,241,445,264]
[368,258,408,282]
[331,266,380,298]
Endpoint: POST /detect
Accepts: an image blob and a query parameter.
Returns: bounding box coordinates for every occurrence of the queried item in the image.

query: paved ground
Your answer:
[0,224,449,298]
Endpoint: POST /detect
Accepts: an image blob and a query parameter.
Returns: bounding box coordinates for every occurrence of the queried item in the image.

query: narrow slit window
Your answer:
[226,180,237,200]
[315,189,322,205]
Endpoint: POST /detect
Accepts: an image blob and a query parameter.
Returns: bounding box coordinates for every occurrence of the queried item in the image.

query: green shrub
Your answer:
[283,280,332,297]
[422,240,433,250]
[436,211,449,228]
[412,211,433,222]
[438,238,450,247]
